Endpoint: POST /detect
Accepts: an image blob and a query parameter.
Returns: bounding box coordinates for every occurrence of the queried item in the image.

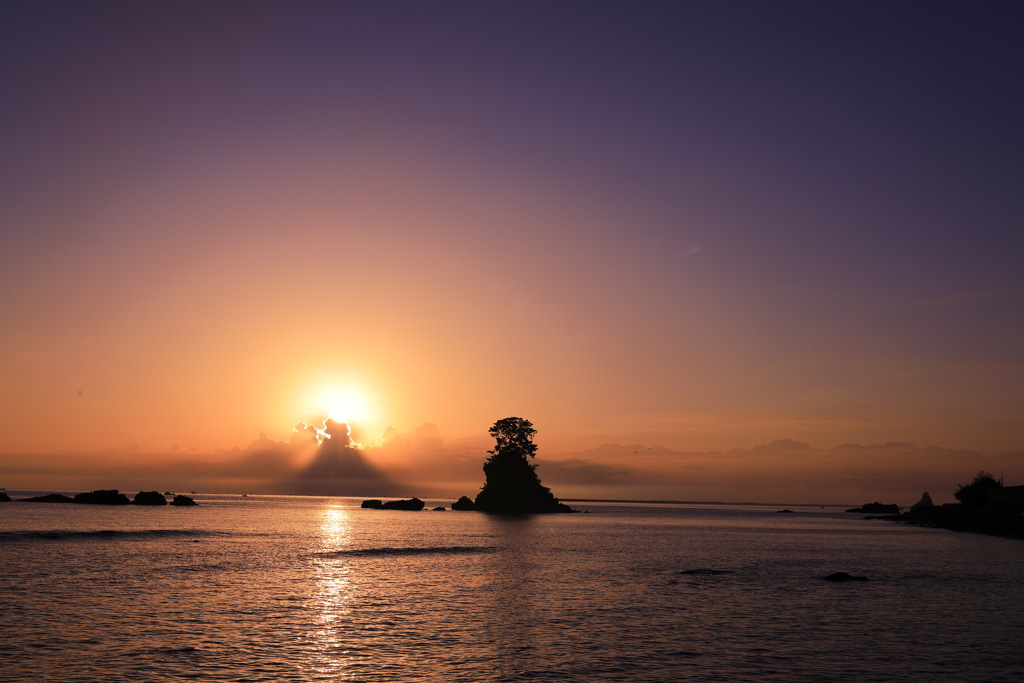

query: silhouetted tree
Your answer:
[954,470,1002,511]
[473,417,573,513]
[488,417,539,462]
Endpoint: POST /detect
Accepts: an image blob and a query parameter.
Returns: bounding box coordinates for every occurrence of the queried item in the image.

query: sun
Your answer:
[318,387,372,424]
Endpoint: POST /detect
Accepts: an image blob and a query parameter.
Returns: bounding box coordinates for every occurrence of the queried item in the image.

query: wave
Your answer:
[0,529,229,543]
[316,545,496,557]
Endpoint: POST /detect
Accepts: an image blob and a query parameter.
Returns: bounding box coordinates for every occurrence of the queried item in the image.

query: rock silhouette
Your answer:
[17,490,197,506]
[910,491,935,512]
[451,496,475,511]
[472,417,575,514]
[381,497,424,510]
[361,497,425,510]
[74,490,131,505]
[22,493,75,503]
[846,502,900,514]
[133,491,168,506]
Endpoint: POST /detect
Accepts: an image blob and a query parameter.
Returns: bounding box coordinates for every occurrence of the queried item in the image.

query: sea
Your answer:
[2,493,1023,682]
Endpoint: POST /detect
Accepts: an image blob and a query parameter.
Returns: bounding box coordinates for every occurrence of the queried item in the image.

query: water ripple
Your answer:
[314,545,496,557]
[0,529,234,543]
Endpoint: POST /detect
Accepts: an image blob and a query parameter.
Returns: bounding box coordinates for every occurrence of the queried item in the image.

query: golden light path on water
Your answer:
[309,505,357,680]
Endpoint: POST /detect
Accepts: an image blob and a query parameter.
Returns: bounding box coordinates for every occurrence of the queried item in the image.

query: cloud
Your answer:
[750,439,813,454]
[289,422,320,450]
[226,433,295,479]
[366,423,482,497]
[280,419,408,496]
[541,439,1023,505]
[414,422,443,448]
[535,457,638,485]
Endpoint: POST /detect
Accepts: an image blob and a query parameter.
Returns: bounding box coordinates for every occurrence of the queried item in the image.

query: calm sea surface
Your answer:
[2,493,1023,682]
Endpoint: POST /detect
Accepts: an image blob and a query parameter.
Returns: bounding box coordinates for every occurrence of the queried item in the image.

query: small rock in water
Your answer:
[381,497,425,511]
[845,502,900,514]
[451,496,475,511]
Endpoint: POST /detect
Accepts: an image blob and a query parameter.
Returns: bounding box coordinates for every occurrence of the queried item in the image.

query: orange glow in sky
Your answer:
[317,387,372,427]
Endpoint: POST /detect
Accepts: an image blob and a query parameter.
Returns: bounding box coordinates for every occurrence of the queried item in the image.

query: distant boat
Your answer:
[242,494,248,497]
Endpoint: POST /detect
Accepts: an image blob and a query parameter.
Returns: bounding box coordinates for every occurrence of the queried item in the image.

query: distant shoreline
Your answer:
[3,489,855,509]
[563,498,851,508]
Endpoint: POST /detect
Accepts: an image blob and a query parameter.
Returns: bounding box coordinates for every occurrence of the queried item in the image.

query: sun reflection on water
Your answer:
[306,505,360,681]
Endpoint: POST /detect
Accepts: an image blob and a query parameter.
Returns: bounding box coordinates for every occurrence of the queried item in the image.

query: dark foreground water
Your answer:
[2,494,1023,682]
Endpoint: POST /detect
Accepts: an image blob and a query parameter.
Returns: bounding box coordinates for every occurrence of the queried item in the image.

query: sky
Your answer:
[2,1,1023,504]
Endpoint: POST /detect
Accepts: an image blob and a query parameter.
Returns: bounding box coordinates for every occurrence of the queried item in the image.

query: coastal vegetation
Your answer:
[953,471,1003,510]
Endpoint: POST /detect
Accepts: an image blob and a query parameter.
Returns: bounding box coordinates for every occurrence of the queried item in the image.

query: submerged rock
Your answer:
[169,495,197,506]
[0,491,10,502]
[361,499,383,509]
[823,572,869,582]
[133,491,168,506]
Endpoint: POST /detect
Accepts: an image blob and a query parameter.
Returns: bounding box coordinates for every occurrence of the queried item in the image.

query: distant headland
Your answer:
[857,472,1024,539]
